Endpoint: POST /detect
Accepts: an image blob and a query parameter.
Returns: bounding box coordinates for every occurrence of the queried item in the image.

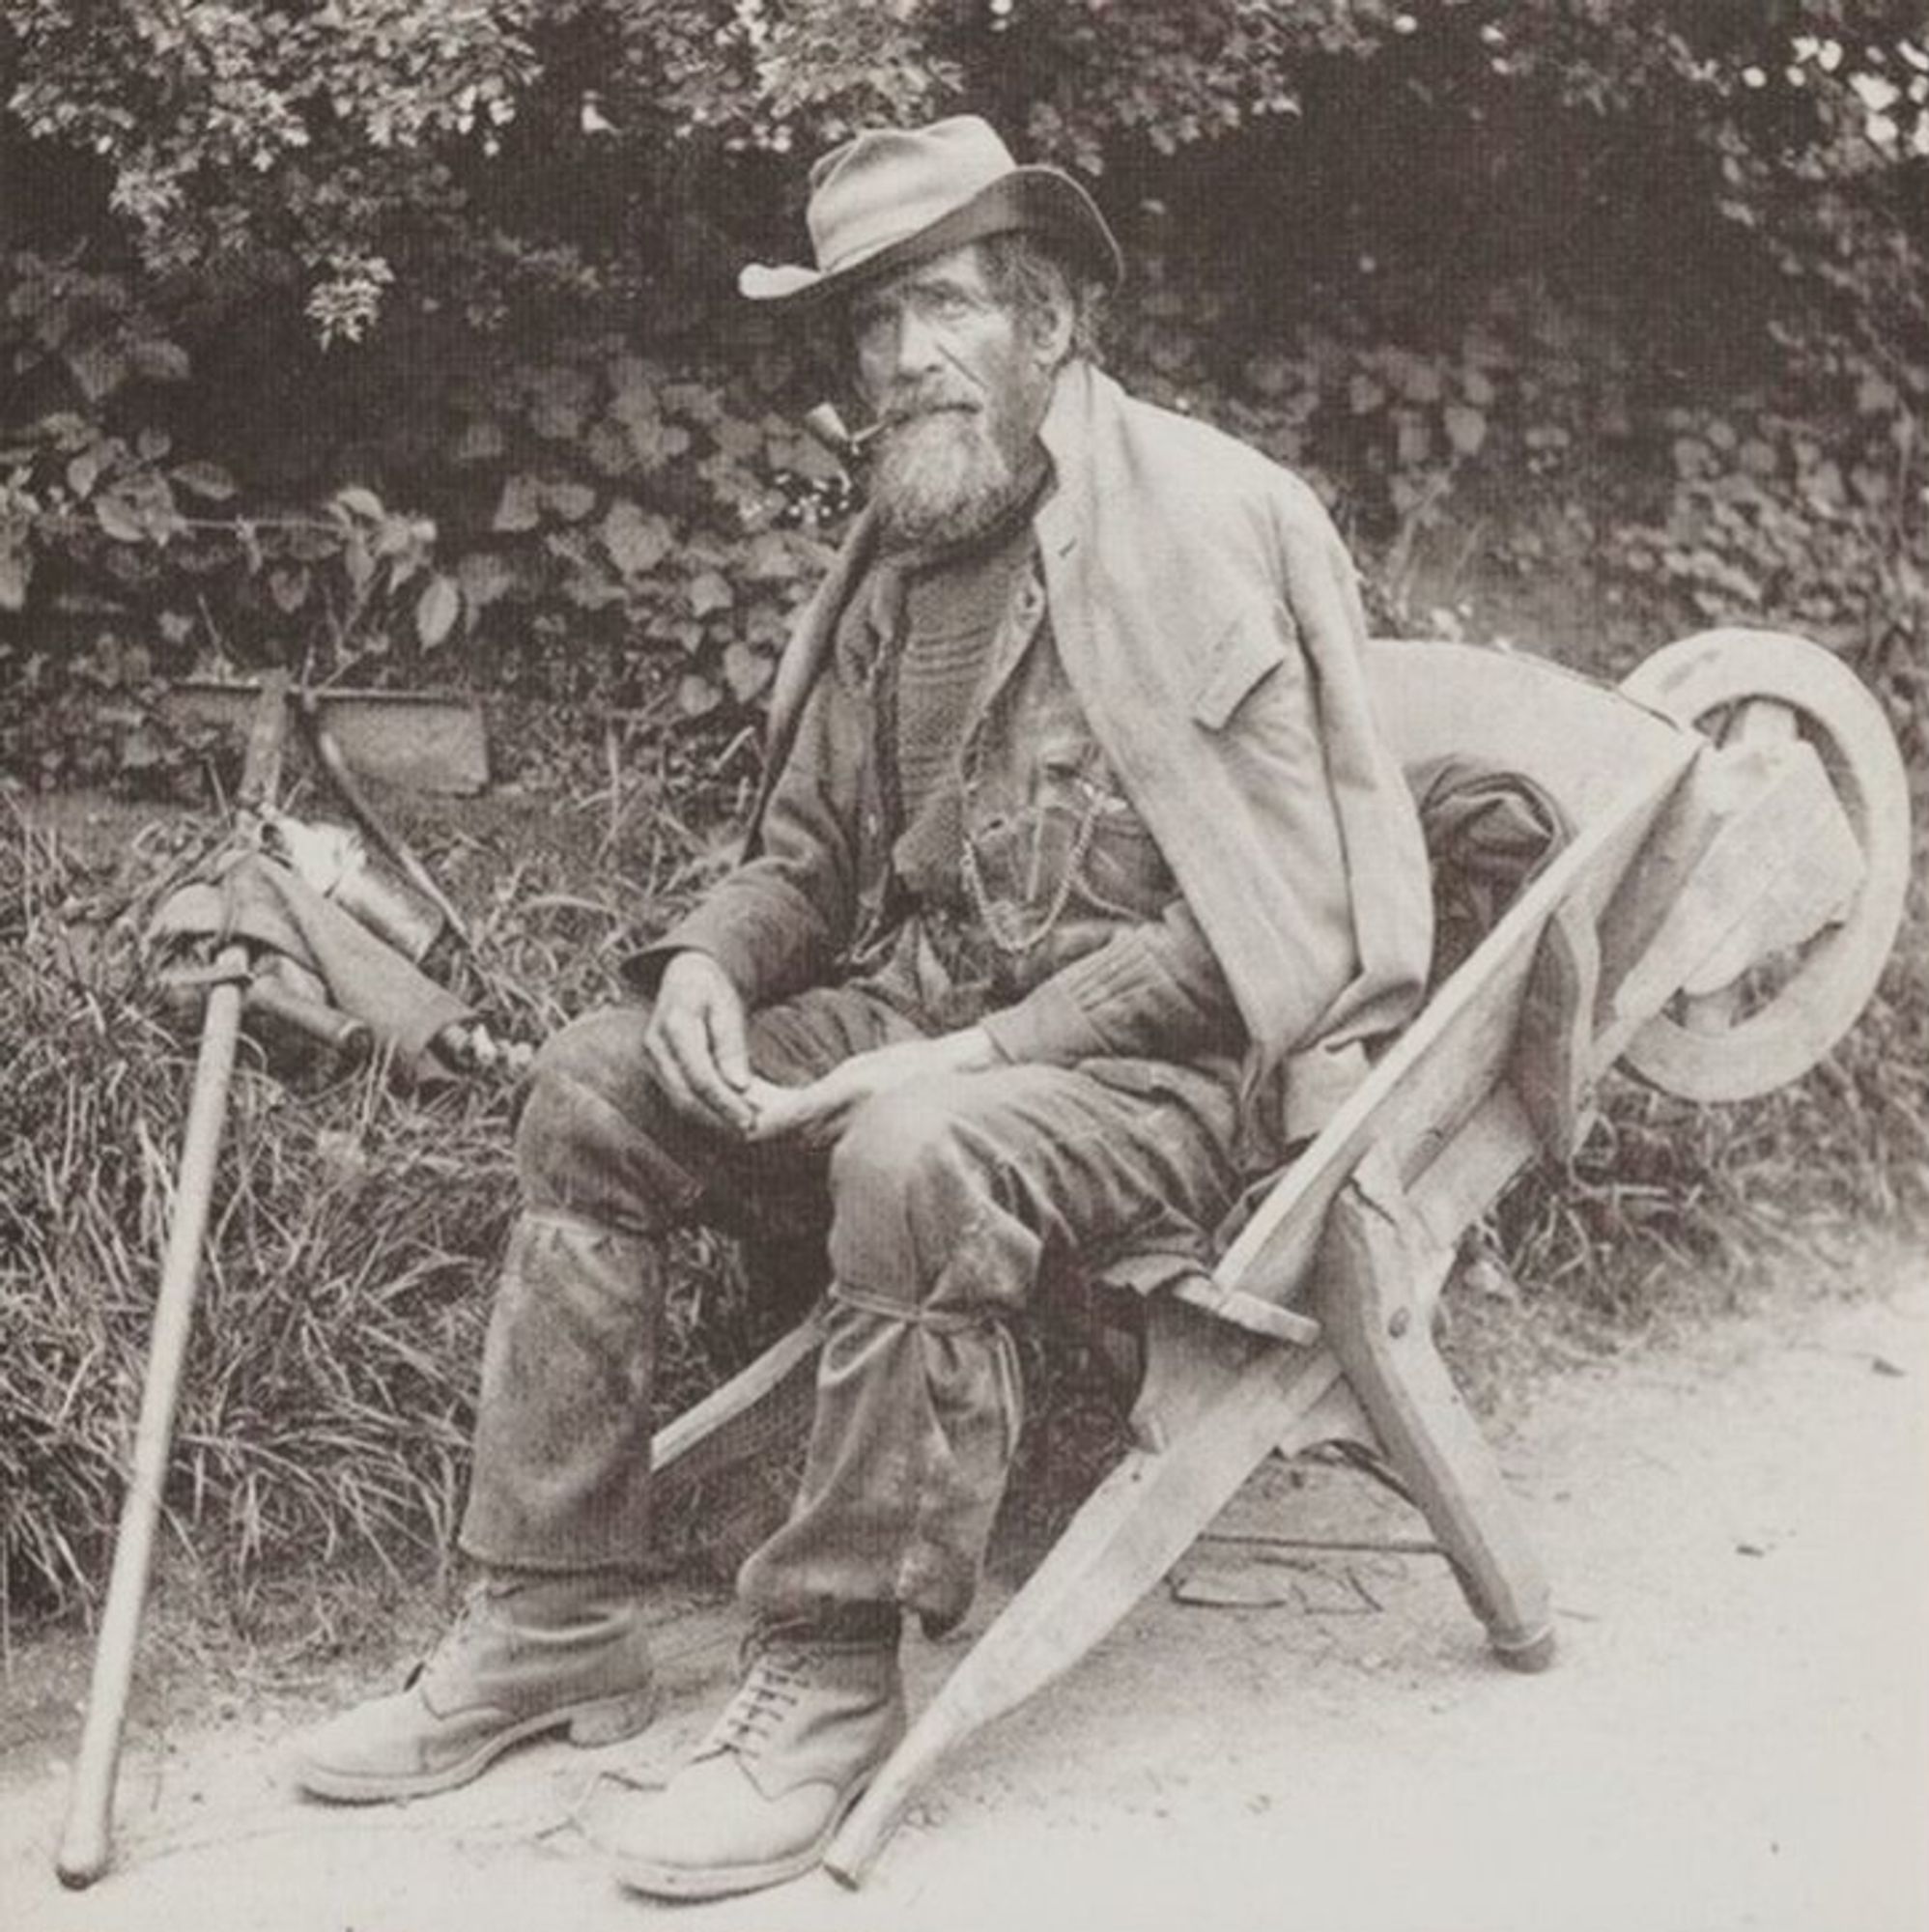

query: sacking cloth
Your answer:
[148,851,473,1077]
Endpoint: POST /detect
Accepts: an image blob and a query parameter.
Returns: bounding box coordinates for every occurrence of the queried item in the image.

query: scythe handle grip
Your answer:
[57,678,286,1888]
[56,966,246,1887]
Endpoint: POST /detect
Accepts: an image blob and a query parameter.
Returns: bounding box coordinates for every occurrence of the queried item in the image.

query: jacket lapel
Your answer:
[747,504,881,855]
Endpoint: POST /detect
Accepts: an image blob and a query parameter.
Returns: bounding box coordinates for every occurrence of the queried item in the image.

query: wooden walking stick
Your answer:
[57,677,290,1889]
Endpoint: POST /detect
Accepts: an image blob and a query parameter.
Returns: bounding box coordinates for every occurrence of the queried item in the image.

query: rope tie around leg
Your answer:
[829,1281,986,1334]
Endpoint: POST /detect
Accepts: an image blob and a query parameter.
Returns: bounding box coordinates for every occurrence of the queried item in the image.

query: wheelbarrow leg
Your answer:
[825,1327,1356,1888]
[1315,1150,1555,1671]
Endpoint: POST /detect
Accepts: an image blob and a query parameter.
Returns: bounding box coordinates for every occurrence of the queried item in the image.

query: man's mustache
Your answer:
[881,386,983,427]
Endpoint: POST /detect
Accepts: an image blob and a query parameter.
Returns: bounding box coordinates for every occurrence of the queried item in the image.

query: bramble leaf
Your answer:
[415,573,461,650]
[173,460,237,500]
[1444,403,1488,456]
[602,498,672,577]
[493,473,543,533]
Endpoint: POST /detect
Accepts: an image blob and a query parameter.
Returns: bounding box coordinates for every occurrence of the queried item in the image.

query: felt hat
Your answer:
[739,115,1122,307]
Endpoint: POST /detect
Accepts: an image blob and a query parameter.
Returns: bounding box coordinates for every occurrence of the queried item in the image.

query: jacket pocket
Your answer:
[1068,772,1173,921]
[1034,743,1172,922]
[1191,603,1292,730]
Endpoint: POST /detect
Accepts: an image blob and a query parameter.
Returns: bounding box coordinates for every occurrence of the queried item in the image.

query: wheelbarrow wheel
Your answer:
[1618,629,1911,1102]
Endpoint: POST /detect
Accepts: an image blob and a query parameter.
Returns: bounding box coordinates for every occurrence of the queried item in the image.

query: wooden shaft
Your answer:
[1315,1151,1553,1662]
[244,977,371,1056]
[826,1343,1352,1887]
[55,959,246,1889]
[303,698,470,950]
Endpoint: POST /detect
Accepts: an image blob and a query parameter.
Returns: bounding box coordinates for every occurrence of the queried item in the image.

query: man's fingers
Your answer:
[644,1016,706,1124]
[738,1076,794,1125]
[705,998,752,1094]
[742,1077,828,1143]
[658,1009,753,1133]
[744,1071,853,1146]
[741,1077,816,1140]
[641,1011,693,1109]
[742,1097,801,1142]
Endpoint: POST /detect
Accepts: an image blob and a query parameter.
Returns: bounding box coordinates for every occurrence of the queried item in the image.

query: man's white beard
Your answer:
[869,406,1024,552]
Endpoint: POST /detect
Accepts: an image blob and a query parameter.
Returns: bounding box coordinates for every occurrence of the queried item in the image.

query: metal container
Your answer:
[268,814,445,960]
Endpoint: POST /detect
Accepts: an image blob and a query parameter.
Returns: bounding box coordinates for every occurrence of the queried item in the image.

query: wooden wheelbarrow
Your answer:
[656,625,1911,1887]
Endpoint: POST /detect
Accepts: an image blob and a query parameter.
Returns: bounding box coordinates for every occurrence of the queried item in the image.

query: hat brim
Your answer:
[739,167,1123,308]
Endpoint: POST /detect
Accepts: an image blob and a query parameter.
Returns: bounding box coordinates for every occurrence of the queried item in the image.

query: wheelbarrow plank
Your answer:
[1207,748,1688,1326]
[1597,736,1866,1073]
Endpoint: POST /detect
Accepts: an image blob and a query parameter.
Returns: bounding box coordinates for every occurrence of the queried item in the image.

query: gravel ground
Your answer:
[4,1235,1926,1932]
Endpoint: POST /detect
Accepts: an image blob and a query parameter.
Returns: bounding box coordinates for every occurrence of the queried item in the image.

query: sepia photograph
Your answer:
[2,5,1924,1928]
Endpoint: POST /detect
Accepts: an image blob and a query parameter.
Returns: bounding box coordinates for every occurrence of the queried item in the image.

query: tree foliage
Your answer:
[8,2,1924,342]
[2,2,1924,757]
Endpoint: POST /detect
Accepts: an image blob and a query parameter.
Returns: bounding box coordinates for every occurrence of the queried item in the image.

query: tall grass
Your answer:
[0,717,766,1623]
[1,816,505,1616]
[2,694,1923,1629]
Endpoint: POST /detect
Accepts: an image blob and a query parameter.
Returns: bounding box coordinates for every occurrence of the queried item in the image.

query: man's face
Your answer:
[849,243,1059,551]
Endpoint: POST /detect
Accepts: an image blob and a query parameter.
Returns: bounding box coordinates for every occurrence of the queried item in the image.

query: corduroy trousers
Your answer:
[459,990,1241,1633]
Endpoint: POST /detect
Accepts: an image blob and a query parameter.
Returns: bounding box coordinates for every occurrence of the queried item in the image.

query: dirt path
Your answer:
[6,1238,1927,1932]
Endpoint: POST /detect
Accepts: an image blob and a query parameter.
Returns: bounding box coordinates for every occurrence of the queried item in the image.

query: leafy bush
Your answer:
[0,256,850,773]
[1617,388,1927,764]
[9,3,1924,336]
[5,3,1925,732]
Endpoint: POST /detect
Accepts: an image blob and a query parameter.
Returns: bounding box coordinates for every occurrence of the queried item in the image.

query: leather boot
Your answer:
[599,1620,906,1900]
[290,1571,658,1803]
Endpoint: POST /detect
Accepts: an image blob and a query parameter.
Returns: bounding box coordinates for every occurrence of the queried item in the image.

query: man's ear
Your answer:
[1031,283,1075,370]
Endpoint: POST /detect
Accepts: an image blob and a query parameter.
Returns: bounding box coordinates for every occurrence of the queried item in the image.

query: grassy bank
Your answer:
[5,662,1922,1635]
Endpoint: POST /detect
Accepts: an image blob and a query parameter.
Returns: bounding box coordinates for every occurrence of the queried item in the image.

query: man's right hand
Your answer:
[643,951,757,1136]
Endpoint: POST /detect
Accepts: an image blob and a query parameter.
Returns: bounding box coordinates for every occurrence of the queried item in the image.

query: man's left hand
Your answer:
[743,1027,999,1148]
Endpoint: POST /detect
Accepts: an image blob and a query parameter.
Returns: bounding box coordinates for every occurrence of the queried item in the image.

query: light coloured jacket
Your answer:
[754,363,1433,1140]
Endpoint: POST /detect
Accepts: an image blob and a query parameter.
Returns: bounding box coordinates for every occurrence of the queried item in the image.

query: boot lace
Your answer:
[710,1640,812,1760]
[407,1581,500,1698]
